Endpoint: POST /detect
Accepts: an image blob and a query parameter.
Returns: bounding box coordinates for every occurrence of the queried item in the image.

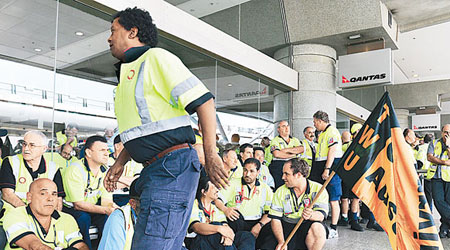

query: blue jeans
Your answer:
[431,179,450,231]
[132,147,201,250]
[189,231,255,250]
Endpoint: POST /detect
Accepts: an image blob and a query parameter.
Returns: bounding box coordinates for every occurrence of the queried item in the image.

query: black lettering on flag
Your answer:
[365,167,384,191]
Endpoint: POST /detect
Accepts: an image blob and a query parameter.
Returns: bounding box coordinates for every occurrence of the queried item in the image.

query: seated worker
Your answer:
[222,149,243,181]
[219,158,273,248]
[108,136,142,206]
[253,147,275,189]
[238,144,254,167]
[63,136,117,249]
[185,175,255,250]
[260,159,328,250]
[44,143,79,177]
[98,179,140,250]
[3,178,88,250]
[0,131,65,248]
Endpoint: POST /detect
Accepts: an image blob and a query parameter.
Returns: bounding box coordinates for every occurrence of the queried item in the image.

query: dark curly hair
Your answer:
[112,7,158,47]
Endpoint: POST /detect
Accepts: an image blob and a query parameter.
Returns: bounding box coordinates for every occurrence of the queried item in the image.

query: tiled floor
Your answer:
[323,210,450,250]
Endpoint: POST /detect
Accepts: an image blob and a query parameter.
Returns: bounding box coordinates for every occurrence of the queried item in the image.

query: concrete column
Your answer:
[274,44,337,139]
[395,109,409,130]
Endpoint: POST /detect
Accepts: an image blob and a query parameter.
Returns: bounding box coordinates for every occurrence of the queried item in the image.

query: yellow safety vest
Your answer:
[114,48,209,144]
[56,131,77,147]
[43,152,79,178]
[269,181,329,224]
[118,204,135,250]
[316,125,343,162]
[426,140,450,181]
[342,141,350,153]
[221,178,273,220]
[300,139,314,166]
[264,146,273,165]
[2,155,57,212]
[417,143,431,178]
[269,136,301,161]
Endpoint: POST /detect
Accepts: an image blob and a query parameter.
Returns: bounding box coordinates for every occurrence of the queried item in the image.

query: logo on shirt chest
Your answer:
[19,177,26,184]
[127,69,135,80]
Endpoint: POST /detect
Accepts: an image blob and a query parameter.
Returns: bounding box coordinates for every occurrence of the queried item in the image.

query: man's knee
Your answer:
[308,223,326,241]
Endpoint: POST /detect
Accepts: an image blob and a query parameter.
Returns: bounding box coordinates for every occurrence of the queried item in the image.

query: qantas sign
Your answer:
[341,73,386,83]
[338,48,392,88]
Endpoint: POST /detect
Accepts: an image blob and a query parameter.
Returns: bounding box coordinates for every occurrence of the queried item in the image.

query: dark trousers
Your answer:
[63,207,107,250]
[227,214,270,249]
[424,179,433,211]
[269,160,286,190]
[187,231,255,250]
[431,179,450,231]
[259,220,327,250]
[132,147,201,250]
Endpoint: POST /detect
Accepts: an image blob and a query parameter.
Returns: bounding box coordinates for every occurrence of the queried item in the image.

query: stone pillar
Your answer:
[395,109,409,130]
[274,44,337,139]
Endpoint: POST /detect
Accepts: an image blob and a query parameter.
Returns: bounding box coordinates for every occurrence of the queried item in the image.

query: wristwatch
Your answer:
[258,221,265,227]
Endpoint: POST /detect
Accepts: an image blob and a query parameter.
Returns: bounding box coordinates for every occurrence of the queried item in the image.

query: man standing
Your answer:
[0,131,65,248]
[56,123,79,148]
[339,126,364,231]
[220,158,273,247]
[254,147,275,189]
[3,179,87,250]
[311,111,342,238]
[105,7,228,250]
[300,126,316,169]
[269,121,304,189]
[260,159,328,250]
[427,124,450,238]
[63,136,117,248]
[261,137,273,166]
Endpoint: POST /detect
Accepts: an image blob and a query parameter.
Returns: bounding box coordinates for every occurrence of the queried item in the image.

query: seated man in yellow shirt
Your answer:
[260,159,328,250]
[185,175,255,250]
[62,136,117,249]
[3,178,87,250]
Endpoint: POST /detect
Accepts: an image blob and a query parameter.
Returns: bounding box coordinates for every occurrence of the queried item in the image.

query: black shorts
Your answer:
[259,220,328,250]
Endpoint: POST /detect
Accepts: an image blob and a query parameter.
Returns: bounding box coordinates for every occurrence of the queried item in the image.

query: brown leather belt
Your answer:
[143,143,190,167]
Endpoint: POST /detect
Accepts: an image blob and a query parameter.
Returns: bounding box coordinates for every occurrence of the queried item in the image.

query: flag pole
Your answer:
[281,171,336,249]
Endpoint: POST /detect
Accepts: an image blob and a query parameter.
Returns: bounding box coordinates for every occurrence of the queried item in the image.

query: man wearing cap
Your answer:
[99,179,140,250]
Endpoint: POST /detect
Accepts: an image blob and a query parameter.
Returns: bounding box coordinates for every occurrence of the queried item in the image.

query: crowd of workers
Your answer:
[0,109,448,250]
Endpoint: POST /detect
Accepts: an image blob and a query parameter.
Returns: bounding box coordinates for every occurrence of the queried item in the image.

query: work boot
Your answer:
[338,217,348,226]
[367,221,384,231]
[350,220,364,231]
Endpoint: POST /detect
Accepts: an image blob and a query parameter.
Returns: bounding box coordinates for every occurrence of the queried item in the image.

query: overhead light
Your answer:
[75,31,84,36]
[227,83,233,87]
[412,74,419,78]
[348,34,361,40]
[418,106,426,110]
[34,48,42,52]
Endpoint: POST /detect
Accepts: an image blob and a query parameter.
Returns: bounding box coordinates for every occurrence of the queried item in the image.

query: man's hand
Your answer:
[224,207,240,221]
[204,153,229,189]
[104,206,116,215]
[104,161,125,192]
[222,236,233,246]
[218,225,235,241]
[302,207,313,221]
[322,169,330,180]
[250,223,262,238]
[275,242,287,250]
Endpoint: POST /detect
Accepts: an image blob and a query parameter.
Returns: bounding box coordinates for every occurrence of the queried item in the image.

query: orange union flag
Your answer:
[333,92,443,249]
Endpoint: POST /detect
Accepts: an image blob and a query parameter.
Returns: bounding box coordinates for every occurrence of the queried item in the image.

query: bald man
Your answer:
[3,179,87,249]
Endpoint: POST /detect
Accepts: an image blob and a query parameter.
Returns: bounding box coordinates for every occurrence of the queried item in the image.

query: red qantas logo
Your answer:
[127,70,135,80]
[342,76,350,83]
